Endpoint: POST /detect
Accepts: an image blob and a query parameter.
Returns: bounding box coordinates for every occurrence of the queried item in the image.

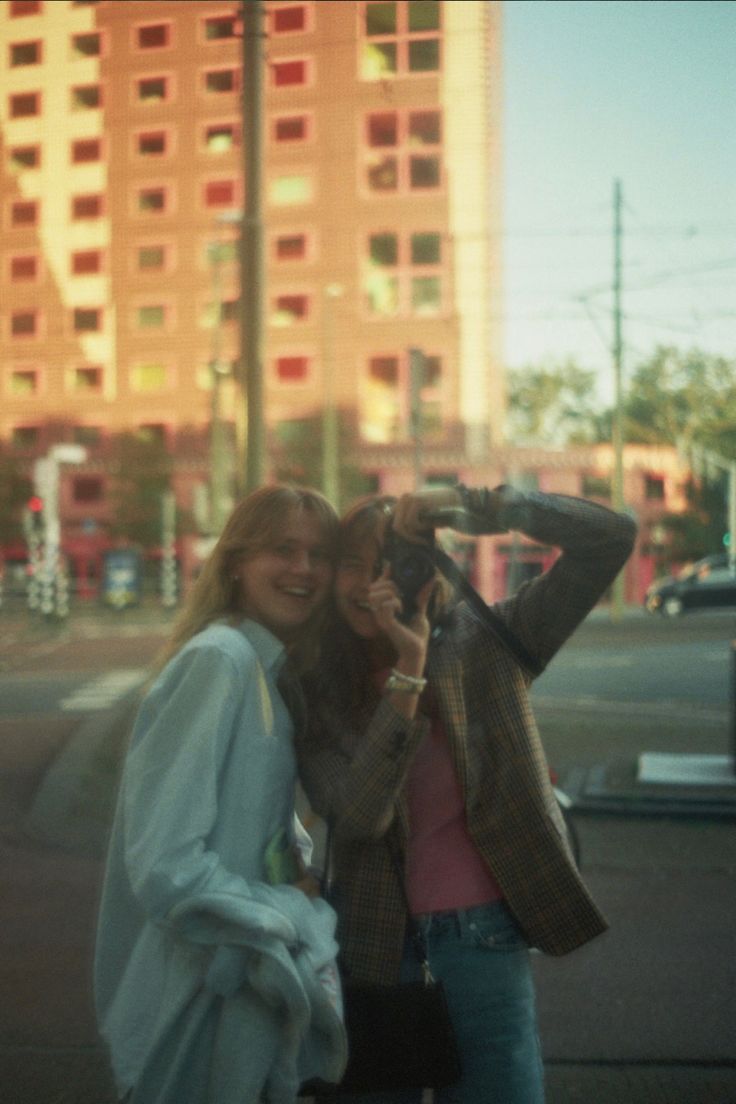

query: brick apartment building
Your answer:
[0,0,676,604]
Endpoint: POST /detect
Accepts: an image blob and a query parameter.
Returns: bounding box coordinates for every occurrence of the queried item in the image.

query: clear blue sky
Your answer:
[502,0,736,404]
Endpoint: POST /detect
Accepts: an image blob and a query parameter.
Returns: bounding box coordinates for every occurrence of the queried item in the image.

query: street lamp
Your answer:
[32,444,87,618]
[321,283,344,506]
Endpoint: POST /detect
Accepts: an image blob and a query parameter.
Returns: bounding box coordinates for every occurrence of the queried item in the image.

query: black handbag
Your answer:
[303,827,461,1097]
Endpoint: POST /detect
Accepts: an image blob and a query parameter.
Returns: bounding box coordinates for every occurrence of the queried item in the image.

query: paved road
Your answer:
[1,610,735,1102]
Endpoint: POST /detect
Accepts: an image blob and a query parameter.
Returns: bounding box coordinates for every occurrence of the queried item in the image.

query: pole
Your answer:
[408,347,424,491]
[321,285,342,507]
[241,0,265,491]
[611,178,625,621]
[208,241,228,533]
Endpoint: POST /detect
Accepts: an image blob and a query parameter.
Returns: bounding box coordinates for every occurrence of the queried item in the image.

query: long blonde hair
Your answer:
[153,484,338,676]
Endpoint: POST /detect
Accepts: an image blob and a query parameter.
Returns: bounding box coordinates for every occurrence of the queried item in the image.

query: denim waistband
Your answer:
[413,899,511,938]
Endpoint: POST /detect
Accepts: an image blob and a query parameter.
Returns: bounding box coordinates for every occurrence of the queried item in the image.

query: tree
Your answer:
[0,457,32,548]
[271,411,377,509]
[622,346,736,452]
[106,433,175,547]
[505,359,605,445]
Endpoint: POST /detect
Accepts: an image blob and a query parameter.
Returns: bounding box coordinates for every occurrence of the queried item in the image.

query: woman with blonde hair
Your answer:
[95,484,347,1104]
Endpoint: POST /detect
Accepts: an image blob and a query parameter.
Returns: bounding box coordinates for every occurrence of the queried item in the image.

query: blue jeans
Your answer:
[319,901,544,1104]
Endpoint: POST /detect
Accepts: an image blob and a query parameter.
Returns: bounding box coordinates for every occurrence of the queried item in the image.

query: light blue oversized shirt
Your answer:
[94,619,346,1102]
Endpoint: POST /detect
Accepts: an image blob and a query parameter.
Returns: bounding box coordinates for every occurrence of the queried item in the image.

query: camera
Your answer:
[382,520,437,621]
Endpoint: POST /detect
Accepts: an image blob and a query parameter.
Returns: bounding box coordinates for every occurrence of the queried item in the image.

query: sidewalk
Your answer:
[2,615,736,1103]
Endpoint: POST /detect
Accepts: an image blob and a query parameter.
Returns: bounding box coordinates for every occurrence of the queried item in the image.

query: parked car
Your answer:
[644,553,736,616]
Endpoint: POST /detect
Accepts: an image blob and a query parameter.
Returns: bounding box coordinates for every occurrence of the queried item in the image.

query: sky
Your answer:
[502,0,736,405]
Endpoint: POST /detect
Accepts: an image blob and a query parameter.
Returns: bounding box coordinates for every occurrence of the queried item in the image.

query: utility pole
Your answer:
[408,347,424,490]
[241,0,265,491]
[321,284,343,507]
[611,178,626,621]
[208,240,229,533]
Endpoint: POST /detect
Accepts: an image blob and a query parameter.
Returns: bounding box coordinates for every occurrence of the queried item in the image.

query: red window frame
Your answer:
[9,90,40,117]
[71,250,103,275]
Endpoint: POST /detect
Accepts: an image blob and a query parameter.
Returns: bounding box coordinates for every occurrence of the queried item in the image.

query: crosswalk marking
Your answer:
[60,669,147,712]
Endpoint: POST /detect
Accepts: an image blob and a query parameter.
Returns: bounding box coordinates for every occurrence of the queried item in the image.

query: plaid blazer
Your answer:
[298,492,637,984]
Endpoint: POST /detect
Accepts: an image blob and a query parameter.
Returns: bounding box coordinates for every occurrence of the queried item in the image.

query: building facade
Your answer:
[1,0,503,527]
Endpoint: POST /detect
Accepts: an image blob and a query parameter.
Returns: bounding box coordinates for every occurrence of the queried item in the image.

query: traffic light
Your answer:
[24,495,45,538]
[724,532,731,549]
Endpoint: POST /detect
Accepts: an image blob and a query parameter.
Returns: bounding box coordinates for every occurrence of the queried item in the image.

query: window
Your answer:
[10,200,38,226]
[204,122,240,152]
[365,230,443,316]
[369,355,399,384]
[9,91,40,117]
[71,138,102,163]
[137,76,169,102]
[274,232,309,261]
[275,355,310,383]
[72,250,102,274]
[205,239,237,267]
[201,298,239,328]
[9,144,40,169]
[204,180,237,207]
[10,1,42,14]
[10,255,38,280]
[204,68,238,94]
[365,109,441,192]
[137,130,168,156]
[136,245,167,271]
[71,83,101,110]
[11,425,40,449]
[362,348,444,442]
[273,114,309,142]
[203,15,236,40]
[361,0,440,79]
[70,366,103,392]
[73,308,102,332]
[645,473,666,501]
[136,23,171,50]
[136,305,166,329]
[138,186,168,213]
[72,194,104,219]
[271,59,309,87]
[271,4,308,33]
[71,32,102,58]
[130,364,168,392]
[582,474,612,499]
[72,476,103,503]
[10,40,42,65]
[271,294,310,325]
[9,369,38,395]
[11,311,38,337]
[269,174,312,205]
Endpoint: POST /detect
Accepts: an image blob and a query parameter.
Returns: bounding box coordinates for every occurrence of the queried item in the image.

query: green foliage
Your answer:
[272,412,377,510]
[0,457,32,545]
[660,476,728,566]
[506,359,605,445]
[106,434,174,547]
[623,346,736,451]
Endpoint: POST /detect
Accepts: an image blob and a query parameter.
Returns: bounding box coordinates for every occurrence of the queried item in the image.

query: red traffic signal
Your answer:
[28,495,44,513]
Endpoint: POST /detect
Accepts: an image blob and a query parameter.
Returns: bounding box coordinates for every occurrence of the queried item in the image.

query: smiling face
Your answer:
[236,505,333,642]
[334,522,385,640]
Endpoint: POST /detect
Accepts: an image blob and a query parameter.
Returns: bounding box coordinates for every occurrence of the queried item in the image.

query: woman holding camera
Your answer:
[298,484,636,1104]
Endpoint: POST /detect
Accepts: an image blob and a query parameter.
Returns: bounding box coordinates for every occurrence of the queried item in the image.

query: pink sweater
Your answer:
[404,689,503,916]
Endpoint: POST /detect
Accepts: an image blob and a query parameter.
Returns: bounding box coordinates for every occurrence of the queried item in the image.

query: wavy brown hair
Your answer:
[300,493,454,739]
[152,484,338,677]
